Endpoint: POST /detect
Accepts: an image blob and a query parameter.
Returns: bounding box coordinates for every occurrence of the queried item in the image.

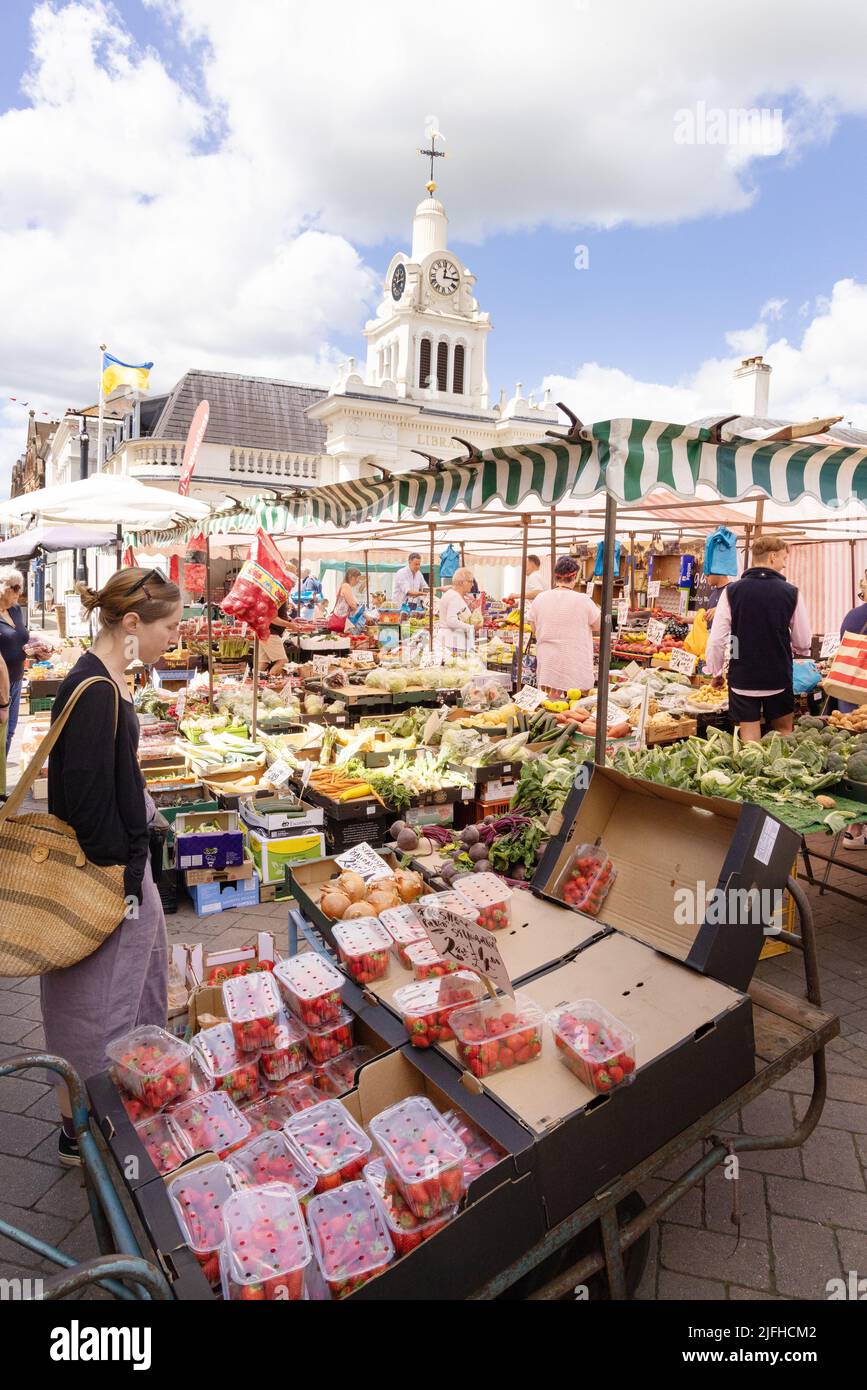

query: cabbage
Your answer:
[386,674,408,693]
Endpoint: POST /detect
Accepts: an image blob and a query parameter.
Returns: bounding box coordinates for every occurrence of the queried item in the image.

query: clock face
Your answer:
[391,263,406,301]
[429,258,460,296]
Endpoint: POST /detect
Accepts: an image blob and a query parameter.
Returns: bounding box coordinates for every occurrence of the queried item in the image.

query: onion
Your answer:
[394,870,424,903]
[320,889,351,920]
[336,870,367,902]
[343,900,379,919]
[367,886,400,914]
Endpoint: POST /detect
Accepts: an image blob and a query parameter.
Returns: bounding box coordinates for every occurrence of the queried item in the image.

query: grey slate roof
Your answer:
[150,370,327,454]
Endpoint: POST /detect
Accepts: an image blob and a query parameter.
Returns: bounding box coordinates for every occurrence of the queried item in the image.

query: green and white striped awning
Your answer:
[126,418,866,545]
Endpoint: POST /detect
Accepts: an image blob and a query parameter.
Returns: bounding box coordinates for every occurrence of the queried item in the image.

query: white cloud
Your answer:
[542,276,867,426]
[5,0,867,486]
[760,298,787,320]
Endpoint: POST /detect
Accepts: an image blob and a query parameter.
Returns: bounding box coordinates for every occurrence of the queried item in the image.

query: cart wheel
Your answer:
[498,1192,650,1301]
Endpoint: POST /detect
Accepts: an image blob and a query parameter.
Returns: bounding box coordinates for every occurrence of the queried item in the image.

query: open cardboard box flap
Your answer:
[439,931,748,1135]
[533,763,799,990]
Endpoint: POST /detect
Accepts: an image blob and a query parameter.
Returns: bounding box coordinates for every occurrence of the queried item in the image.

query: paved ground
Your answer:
[0,719,864,1300]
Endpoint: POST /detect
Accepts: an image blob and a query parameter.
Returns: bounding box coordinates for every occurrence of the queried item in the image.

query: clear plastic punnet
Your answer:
[134,1113,190,1176]
[331,919,392,985]
[222,972,282,1053]
[258,1011,307,1082]
[364,1158,457,1256]
[167,1159,234,1286]
[368,1095,466,1219]
[221,1185,312,1301]
[192,1022,260,1106]
[440,1109,505,1184]
[304,1006,354,1065]
[418,890,478,921]
[273,953,344,1029]
[378,905,428,967]
[284,1098,372,1192]
[404,937,462,981]
[392,973,485,1049]
[227,1130,317,1200]
[106,1025,193,1111]
[557,842,616,917]
[306,1180,394,1298]
[169,1091,252,1159]
[449,993,545,1079]
[546,999,637,1093]
[453,872,513,931]
[111,1047,213,1126]
[323,1045,375,1096]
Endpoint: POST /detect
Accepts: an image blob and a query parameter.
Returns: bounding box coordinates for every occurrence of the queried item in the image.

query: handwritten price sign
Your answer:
[668,647,698,677]
[334,844,394,883]
[514,684,546,712]
[646,619,666,646]
[419,904,512,995]
[647,580,661,599]
[820,633,841,659]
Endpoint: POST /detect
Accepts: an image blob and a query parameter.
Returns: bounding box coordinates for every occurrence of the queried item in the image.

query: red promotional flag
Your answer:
[177,400,209,497]
[122,546,137,568]
[169,555,180,585]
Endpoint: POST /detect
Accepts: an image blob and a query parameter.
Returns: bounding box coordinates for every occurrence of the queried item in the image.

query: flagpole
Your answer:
[96,342,107,473]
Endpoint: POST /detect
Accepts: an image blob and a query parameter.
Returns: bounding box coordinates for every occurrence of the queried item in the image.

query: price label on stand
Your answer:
[174,688,187,718]
[668,647,698,677]
[514,684,546,712]
[420,905,512,996]
[647,580,661,600]
[615,599,629,628]
[820,633,841,659]
[646,619,666,646]
[263,758,294,790]
[334,844,394,883]
[313,655,336,674]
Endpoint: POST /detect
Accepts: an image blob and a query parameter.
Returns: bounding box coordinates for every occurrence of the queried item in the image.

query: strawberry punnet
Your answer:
[222,972,282,1054]
[106,1026,193,1112]
[449,994,545,1080]
[167,1160,234,1287]
[332,919,392,986]
[273,953,345,1029]
[307,1180,394,1298]
[364,1159,457,1256]
[558,845,616,916]
[258,1011,307,1082]
[284,1098,372,1193]
[547,999,637,1093]
[134,1113,190,1176]
[368,1095,467,1221]
[441,1109,505,1183]
[304,1007,354,1065]
[192,1022,261,1106]
[226,1130,316,1201]
[170,1091,252,1160]
[220,1185,312,1301]
[392,972,484,1049]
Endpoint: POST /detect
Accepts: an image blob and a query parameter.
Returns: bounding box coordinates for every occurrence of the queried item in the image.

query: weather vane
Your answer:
[417,126,446,194]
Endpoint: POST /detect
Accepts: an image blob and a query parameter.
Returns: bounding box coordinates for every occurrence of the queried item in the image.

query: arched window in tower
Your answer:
[453,344,465,395]
[418,337,432,388]
[436,341,449,392]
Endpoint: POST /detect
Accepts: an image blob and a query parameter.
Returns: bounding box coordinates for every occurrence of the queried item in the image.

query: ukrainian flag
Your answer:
[102,351,153,397]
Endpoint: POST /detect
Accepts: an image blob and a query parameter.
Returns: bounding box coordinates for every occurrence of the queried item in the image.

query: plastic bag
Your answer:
[683,608,709,658]
[459,675,509,710]
[220,529,291,641]
[793,659,822,694]
[183,532,207,595]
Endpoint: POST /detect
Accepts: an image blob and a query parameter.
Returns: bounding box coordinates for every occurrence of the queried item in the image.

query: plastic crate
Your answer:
[29,696,55,713]
[324,813,391,853]
[475,795,511,820]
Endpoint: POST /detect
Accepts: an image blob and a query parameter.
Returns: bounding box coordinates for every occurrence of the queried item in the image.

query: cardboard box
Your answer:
[240,792,324,835]
[438,930,755,1228]
[248,828,326,885]
[340,1049,544,1299]
[186,931,276,988]
[188,871,260,916]
[287,852,404,934]
[183,849,256,887]
[175,810,245,872]
[533,763,800,991]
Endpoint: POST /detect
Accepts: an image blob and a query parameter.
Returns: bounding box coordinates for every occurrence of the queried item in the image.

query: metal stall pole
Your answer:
[205,533,214,713]
[297,535,302,613]
[629,530,636,609]
[550,506,556,583]
[115,523,122,571]
[850,537,857,605]
[364,550,370,607]
[594,495,617,767]
[252,636,260,739]
[516,514,529,689]
[40,547,46,630]
[428,523,436,649]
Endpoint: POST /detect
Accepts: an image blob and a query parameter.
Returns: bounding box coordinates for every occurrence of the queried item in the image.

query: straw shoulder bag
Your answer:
[0,676,128,977]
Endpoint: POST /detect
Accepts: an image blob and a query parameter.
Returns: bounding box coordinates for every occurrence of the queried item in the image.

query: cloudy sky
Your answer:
[2,0,867,488]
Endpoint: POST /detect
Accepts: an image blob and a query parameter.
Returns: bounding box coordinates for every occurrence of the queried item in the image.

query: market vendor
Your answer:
[393,552,429,607]
[291,566,325,620]
[507,554,546,605]
[528,555,600,697]
[435,566,481,655]
[260,599,292,676]
[703,534,812,743]
[0,565,33,754]
[42,567,182,1166]
[705,572,730,620]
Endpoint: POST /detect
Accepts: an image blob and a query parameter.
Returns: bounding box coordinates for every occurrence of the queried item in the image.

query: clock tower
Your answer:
[306,135,557,482]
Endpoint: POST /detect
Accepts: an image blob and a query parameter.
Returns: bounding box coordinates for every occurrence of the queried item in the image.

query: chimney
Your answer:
[733,355,772,417]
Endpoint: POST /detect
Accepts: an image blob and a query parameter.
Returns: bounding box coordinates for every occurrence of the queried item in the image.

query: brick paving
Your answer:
[0,724,864,1299]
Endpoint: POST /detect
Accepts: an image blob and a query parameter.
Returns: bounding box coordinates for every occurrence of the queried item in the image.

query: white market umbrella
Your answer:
[0,475,213,528]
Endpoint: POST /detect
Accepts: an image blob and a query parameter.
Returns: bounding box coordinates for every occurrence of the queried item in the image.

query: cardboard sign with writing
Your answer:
[616,599,629,628]
[420,904,512,995]
[263,758,294,789]
[313,654,338,674]
[646,618,666,646]
[647,580,661,599]
[820,632,841,659]
[514,684,545,712]
[334,843,394,883]
[668,647,698,677]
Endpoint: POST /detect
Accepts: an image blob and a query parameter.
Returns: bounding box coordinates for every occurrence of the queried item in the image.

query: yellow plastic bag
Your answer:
[684,609,708,659]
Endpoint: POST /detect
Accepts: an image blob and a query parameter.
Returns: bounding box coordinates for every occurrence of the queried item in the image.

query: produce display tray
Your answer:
[448,759,525,785]
[306,682,392,706]
[646,718,697,745]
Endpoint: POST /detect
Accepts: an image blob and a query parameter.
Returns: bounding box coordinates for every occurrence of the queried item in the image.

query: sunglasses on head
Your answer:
[127,568,168,596]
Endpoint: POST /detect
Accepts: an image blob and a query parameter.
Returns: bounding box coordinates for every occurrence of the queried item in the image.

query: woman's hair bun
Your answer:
[75,581,102,615]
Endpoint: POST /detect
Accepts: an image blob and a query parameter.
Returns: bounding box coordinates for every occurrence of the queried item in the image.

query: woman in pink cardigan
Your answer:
[528,556,600,697]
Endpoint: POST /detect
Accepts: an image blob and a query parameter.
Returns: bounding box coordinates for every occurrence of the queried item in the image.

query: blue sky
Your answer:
[2,0,867,476]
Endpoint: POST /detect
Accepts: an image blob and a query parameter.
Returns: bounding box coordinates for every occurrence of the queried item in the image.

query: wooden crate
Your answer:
[646,717,697,745]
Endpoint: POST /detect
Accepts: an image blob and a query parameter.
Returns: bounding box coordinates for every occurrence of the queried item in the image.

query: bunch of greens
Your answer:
[510,751,586,816]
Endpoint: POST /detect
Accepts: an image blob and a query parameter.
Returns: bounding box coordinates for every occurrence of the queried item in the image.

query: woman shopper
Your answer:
[837,590,867,850]
[329,567,365,633]
[42,568,182,1165]
[435,566,480,656]
[0,566,30,754]
[529,556,600,696]
[0,648,9,797]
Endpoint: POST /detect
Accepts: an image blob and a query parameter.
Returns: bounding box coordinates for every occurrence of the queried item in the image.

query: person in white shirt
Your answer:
[435,567,480,656]
[507,555,546,605]
[393,553,429,606]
